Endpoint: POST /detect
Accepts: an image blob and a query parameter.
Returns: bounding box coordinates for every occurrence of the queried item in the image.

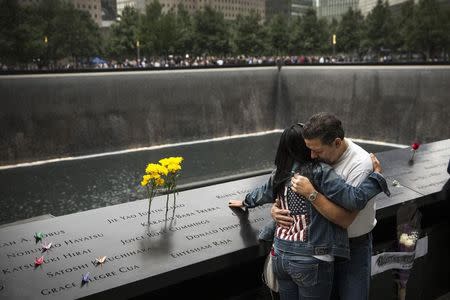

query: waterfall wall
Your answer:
[1,66,449,165]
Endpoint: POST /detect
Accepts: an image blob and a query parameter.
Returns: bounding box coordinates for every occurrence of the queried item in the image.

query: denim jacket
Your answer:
[243,162,390,260]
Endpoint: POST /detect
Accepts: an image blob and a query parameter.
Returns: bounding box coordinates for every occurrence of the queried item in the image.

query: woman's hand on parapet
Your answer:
[271,198,293,229]
[370,153,383,173]
[228,200,245,208]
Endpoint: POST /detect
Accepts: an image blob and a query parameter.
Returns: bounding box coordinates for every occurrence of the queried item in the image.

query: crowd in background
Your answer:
[3,52,445,72]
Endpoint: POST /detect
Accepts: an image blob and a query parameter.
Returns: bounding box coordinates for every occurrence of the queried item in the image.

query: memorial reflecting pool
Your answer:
[0,132,400,226]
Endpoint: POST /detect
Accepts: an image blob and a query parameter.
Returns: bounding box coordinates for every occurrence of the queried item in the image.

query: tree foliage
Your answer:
[52,2,101,65]
[107,6,140,60]
[288,9,330,54]
[233,11,265,55]
[266,14,289,55]
[173,4,194,56]
[192,6,230,55]
[1,0,449,67]
[336,8,365,54]
[0,0,44,65]
[414,0,448,58]
[364,0,397,54]
[397,0,417,55]
[139,0,163,56]
[0,0,100,67]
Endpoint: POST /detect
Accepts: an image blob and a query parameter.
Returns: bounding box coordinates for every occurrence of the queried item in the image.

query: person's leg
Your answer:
[291,259,333,300]
[330,266,340,300]
[334,232,372,300]
[272,254,299,300]
[273,253,333,300]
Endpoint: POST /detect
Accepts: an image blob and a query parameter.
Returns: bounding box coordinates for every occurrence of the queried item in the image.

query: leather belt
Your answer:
[349,232,371,245]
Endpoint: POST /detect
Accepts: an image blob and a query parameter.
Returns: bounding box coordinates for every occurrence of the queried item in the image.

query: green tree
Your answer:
[266,14,289,55]
[107,6,140,61]
[329,18,339,36]
[1,0,100,68]
[397,0,417,58]
[317,17,331,54]
[140,1,192,57]
[443,9,450,60]
[36,0,70,66]
[139,0,163,56]
[0,0,46,66]
[364,0,397,55]
[288,16,302,54]
[414,0,448,59]
[290,8,328,54]
[233,11,265,55]
[192,6,230,55]
[174,4,194,56]
[328,18,338,55]
[336,8,365,55]
[0,0,19,64]
[52,3,101,66]
[159,11,179,55]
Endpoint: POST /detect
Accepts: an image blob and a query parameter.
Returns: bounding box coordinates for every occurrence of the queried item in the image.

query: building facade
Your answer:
[72,0,102,25]
[116,0,139,15]
[117,0,265,20]
[265,0,290,20]
[291,0,314,16]
[265,0,315,19]
[316,0,358,20]
[18,0,102,26]
[101,0,117,22]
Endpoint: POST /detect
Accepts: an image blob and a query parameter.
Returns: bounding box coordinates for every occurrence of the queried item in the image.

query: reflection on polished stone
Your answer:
[0,174,272,299]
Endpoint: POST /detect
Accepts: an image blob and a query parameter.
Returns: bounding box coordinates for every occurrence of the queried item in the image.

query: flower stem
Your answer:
[410,150,416,161]
[165,192,170,214]
[148,196,152,225]
[147,186,155,225]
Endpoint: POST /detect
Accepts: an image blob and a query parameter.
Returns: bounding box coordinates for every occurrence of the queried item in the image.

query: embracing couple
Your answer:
[229,112,390,300]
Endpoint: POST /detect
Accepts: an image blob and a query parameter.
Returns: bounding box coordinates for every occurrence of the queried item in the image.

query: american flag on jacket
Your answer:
[276,186,310,241]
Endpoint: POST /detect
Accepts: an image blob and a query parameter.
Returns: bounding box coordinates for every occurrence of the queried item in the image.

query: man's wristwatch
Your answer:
[308,190,318,202]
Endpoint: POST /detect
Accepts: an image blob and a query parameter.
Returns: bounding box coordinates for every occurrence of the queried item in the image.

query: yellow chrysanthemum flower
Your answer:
[159,156,184,167]
[140,174,151,186]
[149,173,161,180]
[158,158,170,167]
[155,177,165,186]
[157,164,168,176]
[146,163,168,177]
[142,156,183,189]
[167,164,181,173]
[145,163,160,174]
[171,156,184,165]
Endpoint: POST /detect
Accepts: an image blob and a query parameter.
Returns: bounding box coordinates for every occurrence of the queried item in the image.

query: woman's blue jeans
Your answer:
[272,252,334,300]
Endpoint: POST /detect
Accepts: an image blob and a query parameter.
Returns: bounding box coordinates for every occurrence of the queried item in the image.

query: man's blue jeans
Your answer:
[272,252,334,300]
[331,232,373,300]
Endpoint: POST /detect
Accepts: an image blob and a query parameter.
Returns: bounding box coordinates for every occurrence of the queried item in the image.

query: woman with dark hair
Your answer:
[229,124,389,300]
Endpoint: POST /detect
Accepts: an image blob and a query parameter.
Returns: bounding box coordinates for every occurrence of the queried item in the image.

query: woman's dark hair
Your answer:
[273,124,315,197]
